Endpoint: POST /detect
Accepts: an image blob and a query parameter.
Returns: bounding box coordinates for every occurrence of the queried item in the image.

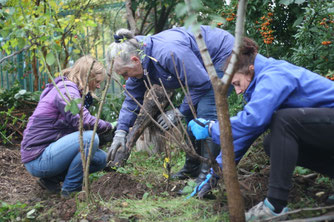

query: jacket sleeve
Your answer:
[211,72,297,168]
[162,44,212,116]
[117,78,146,132]
[55,83,112,133]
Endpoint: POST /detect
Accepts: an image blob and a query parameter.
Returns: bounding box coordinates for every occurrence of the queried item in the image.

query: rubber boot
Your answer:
[195,138,220,184]
[171,138,201,180]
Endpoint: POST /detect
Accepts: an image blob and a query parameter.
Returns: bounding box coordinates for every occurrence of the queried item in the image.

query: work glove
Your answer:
[186,173,218,199]
[98,121,117,146]
[157,108,184,131]
[106,130,129,167]
[188,118,214,140]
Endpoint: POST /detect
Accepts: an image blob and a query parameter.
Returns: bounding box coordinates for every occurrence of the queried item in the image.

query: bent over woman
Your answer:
[189,38,334,221]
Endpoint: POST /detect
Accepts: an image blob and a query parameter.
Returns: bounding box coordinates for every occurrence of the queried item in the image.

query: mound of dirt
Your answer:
[91,171,149,201]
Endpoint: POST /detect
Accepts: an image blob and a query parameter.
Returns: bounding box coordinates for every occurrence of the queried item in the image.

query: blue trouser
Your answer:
[180,69,227,180]
[184,68,225,122]
[24,131,107,192]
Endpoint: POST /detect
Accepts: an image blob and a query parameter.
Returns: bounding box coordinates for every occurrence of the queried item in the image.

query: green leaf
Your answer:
[175,3,187,17]
[73,49,81,54]
[293,16,304,27]
[69,100,80,115]
[17,37,26,49]
[210,15,226,24]
[294,0,306,4]
[191,0,202,10]
[65,103,70,112]
[184,15,198,29]
[279,0,294,6]
[26,209,36,219]
[142,192,149,200]
[46,53,55,66]
[86,20,97,27]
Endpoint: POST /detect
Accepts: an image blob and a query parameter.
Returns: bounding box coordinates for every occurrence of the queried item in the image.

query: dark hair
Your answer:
[224,37,258,75]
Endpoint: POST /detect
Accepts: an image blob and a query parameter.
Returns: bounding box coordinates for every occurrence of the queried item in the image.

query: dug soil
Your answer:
[0,144,333,221]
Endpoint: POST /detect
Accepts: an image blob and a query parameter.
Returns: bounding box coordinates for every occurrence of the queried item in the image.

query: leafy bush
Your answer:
[89,93,125,123]
[0,82,40,109]
[289,1,334,75]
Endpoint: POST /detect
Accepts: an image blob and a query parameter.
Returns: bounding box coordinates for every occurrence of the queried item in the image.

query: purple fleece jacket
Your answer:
[20,77,111,163]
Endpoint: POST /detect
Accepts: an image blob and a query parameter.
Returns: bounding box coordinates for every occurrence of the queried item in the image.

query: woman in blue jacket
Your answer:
[188,38,334,221]
[105,26,234,185]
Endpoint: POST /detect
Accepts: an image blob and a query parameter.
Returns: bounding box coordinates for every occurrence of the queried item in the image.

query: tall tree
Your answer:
[184,0,247,221]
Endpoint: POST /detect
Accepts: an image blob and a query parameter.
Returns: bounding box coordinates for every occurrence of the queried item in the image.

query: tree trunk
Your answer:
[32,51,39,91]
[184,0,248,221]
[135,125,165,155]
[125,0,138,34]
[126,84,173,150]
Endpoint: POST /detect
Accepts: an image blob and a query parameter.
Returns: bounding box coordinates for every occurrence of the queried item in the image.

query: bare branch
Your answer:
[0,46,31,65]
[263,205,334,222]
[79,59,96,202]
[221,0,247,87]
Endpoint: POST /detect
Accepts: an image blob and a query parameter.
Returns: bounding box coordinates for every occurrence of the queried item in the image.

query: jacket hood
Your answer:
[40,76,68,100]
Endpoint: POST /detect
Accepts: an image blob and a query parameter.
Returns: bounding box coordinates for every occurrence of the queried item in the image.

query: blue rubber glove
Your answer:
[188,118,211,140]
[186,173,212,199]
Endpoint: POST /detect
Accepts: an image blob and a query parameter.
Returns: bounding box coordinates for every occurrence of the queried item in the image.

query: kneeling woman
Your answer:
[21,55,113,197]
[189,38,334,221]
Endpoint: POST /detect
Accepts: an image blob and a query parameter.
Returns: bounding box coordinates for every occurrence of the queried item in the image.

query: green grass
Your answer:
[105,196,229,222]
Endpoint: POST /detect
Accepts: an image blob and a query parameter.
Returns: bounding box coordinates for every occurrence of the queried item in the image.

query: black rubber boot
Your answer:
[195,138,220,184]
[171,139,201,180]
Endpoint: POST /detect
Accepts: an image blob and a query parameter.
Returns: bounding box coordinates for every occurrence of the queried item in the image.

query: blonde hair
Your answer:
[62,55,106,94]
[105,28,140,74]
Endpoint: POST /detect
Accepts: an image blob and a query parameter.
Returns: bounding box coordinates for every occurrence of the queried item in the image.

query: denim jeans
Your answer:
[24,131,107,192]
[184,68,229,122]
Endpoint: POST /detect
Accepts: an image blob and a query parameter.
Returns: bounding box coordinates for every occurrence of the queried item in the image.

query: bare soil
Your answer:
[1,144,333,221]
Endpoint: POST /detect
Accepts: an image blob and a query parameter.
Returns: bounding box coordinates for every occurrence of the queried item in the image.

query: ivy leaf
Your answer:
[46,53,55,66]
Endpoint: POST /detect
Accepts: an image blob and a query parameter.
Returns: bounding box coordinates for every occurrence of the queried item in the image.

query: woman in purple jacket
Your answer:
[21,55,113,197]
[105,26,234,186]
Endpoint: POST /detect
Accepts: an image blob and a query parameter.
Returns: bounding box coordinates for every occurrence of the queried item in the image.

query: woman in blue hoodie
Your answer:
[188,38,334,221]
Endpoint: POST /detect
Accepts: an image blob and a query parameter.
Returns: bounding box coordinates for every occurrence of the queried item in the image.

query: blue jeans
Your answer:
[184,69,227,122]
[24,131,107,192]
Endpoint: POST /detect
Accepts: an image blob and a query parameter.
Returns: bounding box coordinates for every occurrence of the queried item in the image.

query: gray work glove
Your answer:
[106,130,129,167]
[98,124,116,146]
[157,108,184,130]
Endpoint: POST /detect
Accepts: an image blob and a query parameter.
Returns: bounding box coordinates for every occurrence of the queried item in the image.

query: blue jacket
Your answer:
[117,25,234,132]
[211,54,334,167]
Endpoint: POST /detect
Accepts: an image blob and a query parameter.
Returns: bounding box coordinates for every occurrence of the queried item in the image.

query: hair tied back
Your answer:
[114,34,125,43]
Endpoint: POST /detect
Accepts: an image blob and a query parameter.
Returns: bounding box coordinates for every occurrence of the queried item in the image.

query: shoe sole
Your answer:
[37,180,60,194]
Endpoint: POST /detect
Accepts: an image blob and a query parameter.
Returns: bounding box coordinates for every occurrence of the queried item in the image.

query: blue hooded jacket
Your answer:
[117,25,234,132]
[211,54,334,167]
